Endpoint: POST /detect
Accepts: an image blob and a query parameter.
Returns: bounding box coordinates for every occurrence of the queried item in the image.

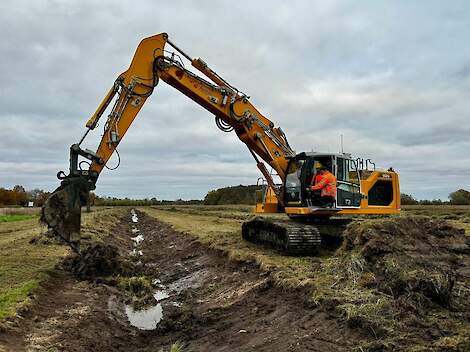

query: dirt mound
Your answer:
[342,217,469,308]
[334,216,470,350]
[342,216,467,259]
[65,243,124,280]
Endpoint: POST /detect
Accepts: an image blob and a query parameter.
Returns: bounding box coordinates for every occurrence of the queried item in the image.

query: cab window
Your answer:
[337,158,346,181]
[337,158,359,184]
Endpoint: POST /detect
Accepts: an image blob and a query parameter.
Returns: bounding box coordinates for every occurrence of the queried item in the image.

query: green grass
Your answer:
[0,214,37,223]
[0,280,42,319]
[159,342,184,352]
[0,207,124,320]
[0,218,67,319]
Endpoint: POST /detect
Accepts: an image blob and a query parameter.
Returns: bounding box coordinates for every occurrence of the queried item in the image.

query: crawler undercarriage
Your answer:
[242,216,352,255]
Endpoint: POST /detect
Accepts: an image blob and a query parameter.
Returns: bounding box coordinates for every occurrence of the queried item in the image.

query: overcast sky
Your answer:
[1,1,469,200]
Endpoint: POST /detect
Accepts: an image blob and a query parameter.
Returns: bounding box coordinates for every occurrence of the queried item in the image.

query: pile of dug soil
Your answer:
[64,243,125,280]
[337,216,470,350]
[342,217,469,308]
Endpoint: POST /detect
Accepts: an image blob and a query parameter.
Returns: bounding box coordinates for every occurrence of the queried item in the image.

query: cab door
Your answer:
[335,157,361,208]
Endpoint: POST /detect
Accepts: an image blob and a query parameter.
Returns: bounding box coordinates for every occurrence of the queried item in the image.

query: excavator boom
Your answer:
[42,33,295,250]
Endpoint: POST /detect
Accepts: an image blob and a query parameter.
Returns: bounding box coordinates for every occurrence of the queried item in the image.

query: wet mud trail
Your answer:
[0,210,360,352]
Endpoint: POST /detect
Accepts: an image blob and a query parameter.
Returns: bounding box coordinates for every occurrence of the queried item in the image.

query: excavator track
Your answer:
[242,217,322,255]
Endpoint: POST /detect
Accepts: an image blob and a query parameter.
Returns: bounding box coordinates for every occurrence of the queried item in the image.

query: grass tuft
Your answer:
[158,341,184,352]
[0,214,37,223]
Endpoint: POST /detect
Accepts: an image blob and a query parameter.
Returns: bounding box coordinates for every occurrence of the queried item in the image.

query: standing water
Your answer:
[131,209,139,223]
[125,304,163,330]
[123,209,175,330]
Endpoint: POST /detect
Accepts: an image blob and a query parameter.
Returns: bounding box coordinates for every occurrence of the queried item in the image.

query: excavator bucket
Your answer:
[41,177,89,253]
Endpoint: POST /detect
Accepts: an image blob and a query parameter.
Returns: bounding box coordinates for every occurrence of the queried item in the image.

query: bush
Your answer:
[204,184,262,205]
[449,189,470,205]
[401,193,418,205]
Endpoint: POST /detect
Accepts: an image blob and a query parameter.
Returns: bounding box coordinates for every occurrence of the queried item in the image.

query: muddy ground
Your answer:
[0,210,364,352]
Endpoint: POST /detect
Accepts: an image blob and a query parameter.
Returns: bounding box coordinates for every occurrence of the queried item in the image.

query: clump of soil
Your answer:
[29,233,56,245]
[64,243,129,280]
[118,276,156,308]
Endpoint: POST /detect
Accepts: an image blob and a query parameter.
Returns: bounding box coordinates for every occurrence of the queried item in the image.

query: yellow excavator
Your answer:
[42,33,400,254]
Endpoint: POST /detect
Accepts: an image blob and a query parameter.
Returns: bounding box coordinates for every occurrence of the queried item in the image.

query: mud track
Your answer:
[0,211,361,351]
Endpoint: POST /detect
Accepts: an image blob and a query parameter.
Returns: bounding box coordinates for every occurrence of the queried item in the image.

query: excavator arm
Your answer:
[41,33,295,251]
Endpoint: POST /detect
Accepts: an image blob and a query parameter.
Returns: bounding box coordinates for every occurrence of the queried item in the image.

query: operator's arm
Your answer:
[311,177,327,191]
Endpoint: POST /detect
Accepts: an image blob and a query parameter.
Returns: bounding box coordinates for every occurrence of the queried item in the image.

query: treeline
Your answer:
[0,186,50,207]
[0,185,202,207]
[93,195,203,206]
[401,189,470,205]
[204,184,262,205]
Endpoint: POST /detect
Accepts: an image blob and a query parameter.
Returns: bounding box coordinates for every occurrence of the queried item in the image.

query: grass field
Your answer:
[1,204,468,350]
[0,217,65,319]
[0,207,125,320]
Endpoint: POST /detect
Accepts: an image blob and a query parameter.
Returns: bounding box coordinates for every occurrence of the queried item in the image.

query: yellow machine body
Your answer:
[284,170,400,216]
[256,156,400,217]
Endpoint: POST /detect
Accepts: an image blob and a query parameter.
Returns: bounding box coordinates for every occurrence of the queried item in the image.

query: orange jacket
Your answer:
[311,170,337,197]
[309,173,322,189]
[310,173,323,186]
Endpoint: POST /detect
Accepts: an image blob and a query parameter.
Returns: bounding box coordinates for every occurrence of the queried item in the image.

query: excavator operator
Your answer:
[308,162,337,207]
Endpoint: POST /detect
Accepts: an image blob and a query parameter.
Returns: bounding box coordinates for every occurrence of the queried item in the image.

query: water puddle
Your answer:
[116,276,185,331]
[153,289,170,301]
[120,285,171,330]
[131,234,144,244]
[130,249,143,256]
[125,304,162,330]
[129,209,144,257]
[131,209,139,223]
[120,209,186,331]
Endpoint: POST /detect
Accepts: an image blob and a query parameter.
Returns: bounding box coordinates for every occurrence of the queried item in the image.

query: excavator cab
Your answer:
[283,153,361,211]
[256,152,400,217]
